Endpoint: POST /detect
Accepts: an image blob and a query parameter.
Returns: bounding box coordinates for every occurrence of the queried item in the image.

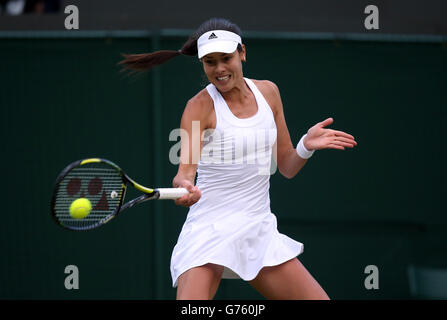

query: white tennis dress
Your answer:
[170,78,303,287]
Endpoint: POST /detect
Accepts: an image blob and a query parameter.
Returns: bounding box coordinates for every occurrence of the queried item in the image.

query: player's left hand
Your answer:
[304,117,357,151]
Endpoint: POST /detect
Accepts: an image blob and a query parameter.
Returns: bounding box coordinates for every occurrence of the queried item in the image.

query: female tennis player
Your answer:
[120,18,357,300]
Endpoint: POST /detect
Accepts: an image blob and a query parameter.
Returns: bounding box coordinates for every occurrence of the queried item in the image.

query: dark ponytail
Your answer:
[118,17,242,73]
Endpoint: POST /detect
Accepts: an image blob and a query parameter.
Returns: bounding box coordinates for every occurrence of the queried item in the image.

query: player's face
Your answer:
[201,46,246,93]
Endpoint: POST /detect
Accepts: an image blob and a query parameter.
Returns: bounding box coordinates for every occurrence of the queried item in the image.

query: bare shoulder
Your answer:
[183,88,215,128]
[186,88,213,112]
[251,79,282,115]
[252,79,279,93]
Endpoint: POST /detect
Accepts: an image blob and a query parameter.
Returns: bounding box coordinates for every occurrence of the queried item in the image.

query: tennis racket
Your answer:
[50,158,188,231]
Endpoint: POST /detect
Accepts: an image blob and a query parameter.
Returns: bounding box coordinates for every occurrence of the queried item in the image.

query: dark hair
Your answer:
[118,18,242,73]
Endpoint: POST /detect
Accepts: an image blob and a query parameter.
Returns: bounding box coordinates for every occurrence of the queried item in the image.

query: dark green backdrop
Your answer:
[0,31,446,299]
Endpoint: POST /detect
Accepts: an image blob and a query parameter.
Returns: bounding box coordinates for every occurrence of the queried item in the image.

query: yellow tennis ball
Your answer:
[69,198,92,219]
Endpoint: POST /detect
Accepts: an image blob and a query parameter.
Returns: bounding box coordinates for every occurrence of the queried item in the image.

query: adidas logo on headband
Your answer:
[208,33,218,40]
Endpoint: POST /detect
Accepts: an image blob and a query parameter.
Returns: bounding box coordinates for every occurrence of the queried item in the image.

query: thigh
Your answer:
[176,263,224,300]
[249,258,330,300]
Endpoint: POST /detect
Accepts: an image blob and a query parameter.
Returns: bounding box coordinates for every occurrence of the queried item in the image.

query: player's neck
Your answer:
[220,78,251,104]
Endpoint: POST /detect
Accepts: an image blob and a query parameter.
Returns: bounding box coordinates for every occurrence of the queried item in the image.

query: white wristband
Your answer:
[296,134,315,159]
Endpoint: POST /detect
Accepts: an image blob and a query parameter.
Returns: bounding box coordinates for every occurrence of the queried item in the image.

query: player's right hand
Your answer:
[174,180,201,207]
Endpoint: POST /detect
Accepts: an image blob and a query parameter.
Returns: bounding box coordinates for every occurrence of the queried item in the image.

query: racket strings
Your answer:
[53,162,125,230]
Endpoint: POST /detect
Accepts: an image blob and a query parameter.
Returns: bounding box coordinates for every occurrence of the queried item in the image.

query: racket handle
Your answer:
[156,188,189,200]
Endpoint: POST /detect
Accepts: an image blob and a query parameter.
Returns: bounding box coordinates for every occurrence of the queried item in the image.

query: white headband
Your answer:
[197,30,242,59]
